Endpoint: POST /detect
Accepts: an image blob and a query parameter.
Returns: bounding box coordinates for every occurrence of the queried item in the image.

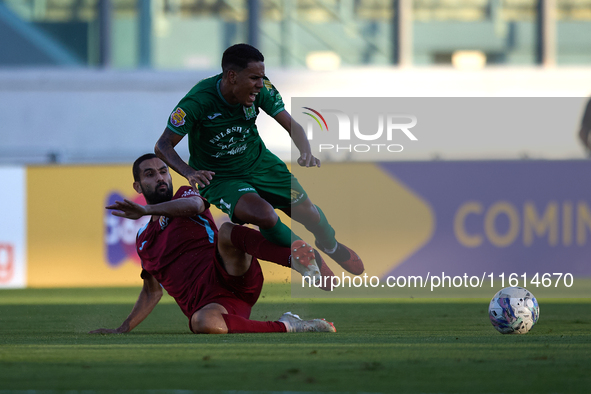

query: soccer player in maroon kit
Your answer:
[90,154,335,334]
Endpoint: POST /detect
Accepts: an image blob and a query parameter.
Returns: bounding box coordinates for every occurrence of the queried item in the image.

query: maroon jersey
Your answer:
[136,186,221,317]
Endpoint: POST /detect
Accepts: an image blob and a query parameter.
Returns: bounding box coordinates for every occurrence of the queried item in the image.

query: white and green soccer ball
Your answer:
[488,286,539,334]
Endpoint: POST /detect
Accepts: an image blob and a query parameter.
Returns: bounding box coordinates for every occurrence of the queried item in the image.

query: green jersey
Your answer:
[167,73,286,178]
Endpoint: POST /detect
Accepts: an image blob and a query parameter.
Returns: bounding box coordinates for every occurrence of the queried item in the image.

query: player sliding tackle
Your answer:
[154,44,364,290]
[90,154,335,334]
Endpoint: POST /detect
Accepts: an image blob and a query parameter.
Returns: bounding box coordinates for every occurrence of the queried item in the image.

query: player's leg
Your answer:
[253,153,333,249]
[190,303,230,334]
[199,176,296,248]
[285,191,365,276]
[190,303,287,334]
[245,153,359,278]
[233,193,295,247]
[199,178,282,232]
[217,222,253,276]
[221,222,323,287]
[190,244,288,334]
[191,306,335,334]
[222,312,336,333]
[195,254,332,333]
[218,221,289,270]
[230,194,335,289]
[287,196,333,249]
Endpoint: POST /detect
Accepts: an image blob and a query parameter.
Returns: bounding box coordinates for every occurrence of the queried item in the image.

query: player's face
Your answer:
[136,158,173,205]
[232,61,265,107]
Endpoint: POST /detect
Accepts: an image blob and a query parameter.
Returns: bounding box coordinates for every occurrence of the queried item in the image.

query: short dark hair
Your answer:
[221,44,264,74]
[133,153,158,182]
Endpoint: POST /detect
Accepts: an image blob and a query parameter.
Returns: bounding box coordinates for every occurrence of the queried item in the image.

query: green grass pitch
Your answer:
[0,283,590,394]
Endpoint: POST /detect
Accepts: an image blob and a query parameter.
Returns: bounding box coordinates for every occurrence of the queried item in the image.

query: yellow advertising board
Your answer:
[26,162,434,288]
[291,162,433,280]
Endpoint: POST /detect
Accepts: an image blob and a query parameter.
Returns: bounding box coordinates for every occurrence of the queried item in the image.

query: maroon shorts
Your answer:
[188,248,264,331]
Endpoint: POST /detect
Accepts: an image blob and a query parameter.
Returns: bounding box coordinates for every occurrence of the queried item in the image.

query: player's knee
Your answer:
[259,211,279,229]
[191,315,228,335]
[252,203,280,228]
[294,199,320,225]
[193,321,228,335]
[235,195,277,228]
[240,209,277,229]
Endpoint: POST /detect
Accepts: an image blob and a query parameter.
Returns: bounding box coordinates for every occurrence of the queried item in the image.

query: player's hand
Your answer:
[106,199,148,220]
[297,153,321,168]
[186,169,215,190]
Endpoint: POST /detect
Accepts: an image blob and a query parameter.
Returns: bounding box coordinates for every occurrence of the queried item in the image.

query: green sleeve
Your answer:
[258,77,286,118]
[166,96,202,136]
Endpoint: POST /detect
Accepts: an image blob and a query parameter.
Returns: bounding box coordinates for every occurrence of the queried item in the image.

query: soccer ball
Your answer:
[488,286,539,334]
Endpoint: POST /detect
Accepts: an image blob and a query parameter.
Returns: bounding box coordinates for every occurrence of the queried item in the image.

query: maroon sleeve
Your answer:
[173,186,211,210]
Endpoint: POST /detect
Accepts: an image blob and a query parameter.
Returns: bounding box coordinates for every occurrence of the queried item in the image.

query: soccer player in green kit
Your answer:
[155,44,363,278]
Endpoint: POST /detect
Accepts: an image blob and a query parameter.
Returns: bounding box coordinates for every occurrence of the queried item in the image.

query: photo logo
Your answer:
[302,107,329,132]
[104,192,150,268]
[301,107,418,154]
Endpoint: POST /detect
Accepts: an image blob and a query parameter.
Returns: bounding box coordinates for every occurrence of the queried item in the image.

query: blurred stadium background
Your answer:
[1,0,591,290]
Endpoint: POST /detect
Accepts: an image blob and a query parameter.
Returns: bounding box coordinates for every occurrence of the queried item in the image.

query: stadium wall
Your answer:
[2,160,591,289]
[1,68,591,165]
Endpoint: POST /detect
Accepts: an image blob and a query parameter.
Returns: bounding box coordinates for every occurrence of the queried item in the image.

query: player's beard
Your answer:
[141,180,173,205]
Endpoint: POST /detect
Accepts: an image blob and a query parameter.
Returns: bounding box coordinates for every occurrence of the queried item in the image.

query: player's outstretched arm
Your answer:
[274,110,320,168]
[155,128,215,189]
[107,196,206,219]
[89,272,162,334]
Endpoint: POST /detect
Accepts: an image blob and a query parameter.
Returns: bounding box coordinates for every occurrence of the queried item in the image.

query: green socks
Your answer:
[259,206,336,250]
[260,217,299,247]
[306,205,337,251]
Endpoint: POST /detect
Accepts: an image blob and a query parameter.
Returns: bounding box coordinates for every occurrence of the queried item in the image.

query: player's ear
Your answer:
[227,69,237,84]
[133,181,142,194]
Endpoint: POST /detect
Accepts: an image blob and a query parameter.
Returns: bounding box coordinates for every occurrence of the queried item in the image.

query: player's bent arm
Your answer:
[118,272,163,333]
[107,196,205,220]
[155,128,195,178]
[145,195,206,217]
[89,272,162,334]
[274,110,320,167]
[154,128,215,188]
[274,110,309,152]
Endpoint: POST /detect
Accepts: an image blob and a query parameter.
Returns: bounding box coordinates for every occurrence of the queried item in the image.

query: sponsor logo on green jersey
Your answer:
[243,105,256,120]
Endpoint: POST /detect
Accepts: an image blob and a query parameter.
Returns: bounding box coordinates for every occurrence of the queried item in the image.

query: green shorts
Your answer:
[199,151,307,223]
